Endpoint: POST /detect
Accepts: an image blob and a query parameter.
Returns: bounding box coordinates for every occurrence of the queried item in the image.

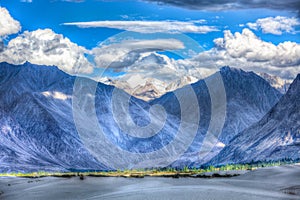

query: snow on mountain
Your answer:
[209,74,300,165]
[0,62,283,171]
[99,69,289,102]
[98,75,198,101]
[257,72,291,94]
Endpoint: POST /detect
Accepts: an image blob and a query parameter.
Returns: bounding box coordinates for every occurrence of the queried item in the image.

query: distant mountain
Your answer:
[99,70,290,102]
[257,72,291,94]
[155,67,282,166]
[209,74,300,165]
[99,75,198,101]
[0,62,282,171]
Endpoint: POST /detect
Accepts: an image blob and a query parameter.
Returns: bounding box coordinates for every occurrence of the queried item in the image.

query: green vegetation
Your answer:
[0,159,299,178]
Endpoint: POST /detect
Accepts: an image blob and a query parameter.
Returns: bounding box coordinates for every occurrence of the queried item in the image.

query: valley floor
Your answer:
[0,164,299,200]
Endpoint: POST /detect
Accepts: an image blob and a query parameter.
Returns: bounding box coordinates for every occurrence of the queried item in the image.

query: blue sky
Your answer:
[1,0,299,48]
[0,0,299,82]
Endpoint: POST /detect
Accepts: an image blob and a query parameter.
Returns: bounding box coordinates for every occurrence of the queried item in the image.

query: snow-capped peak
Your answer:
[256,72,292,93]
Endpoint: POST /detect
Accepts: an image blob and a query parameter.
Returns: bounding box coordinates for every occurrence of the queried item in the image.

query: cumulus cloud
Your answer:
[92,38,215,88]
[0,7,21,38]
[116,52,188,80]
[92,28,300,86]
[96,51,215,95]
[0,29,93,74]
[123,52,214,83]
[189,28,300,79]
[146,0,300,12]
[63,20,219,34]
[1,4,298,91]
[91,37,208,87]
[247,16,300,35]
[92,38,185,69]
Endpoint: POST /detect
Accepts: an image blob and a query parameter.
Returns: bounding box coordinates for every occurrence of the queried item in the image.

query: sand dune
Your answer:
[0,164,299,200]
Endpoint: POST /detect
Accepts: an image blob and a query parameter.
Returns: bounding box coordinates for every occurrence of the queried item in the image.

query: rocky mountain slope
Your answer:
[0,62,283,171]
[154,67,282,166]
[0,62,105,172]
[209,74,300,165]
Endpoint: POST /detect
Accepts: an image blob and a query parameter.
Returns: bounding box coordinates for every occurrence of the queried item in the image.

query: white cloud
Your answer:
[115,52,187,80]
[93,40,215,91]
[124,52,214,83]
[90,37,215,97]
[247,16,300,35]
[0,7,21,38]
[20,0,33,3]
[92,38,185,69]
[63,20,219,34]
[1,4,298,97]
[0,29,93,74]
[189,28,300,79]
[95,51,215,100]
[93,28,300,91]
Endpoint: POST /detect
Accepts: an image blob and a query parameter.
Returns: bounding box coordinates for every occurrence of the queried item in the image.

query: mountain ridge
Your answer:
[0,62,286,171]
[208,74,300,165]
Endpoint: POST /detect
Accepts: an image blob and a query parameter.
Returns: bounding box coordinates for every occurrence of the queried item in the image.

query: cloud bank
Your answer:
[95,28,300,86]
[1,5,299,89]
[247,16,300,35]
[92,38,185,69]
[63,20,219,34]
[0,29,93,74]
[146,0,300,12]
[190,28,300,79]
[59,0,300,12]
[0,7,21,38]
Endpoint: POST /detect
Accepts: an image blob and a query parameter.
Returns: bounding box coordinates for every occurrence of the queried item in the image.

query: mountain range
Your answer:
[98,74,198,101]
[99,70,290,102]
[0,62,298,172]
[209,74,300,165]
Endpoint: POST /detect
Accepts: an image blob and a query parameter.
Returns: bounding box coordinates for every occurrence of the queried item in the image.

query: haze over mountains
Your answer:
[0,62,298,172]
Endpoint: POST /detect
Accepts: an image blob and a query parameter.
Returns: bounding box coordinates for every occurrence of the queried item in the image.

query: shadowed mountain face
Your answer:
[155,67,282,167]
[0,63,106,172]
[209,74,300,165]
[0,62,283,172]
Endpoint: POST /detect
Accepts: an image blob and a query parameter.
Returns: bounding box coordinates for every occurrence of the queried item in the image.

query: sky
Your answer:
[0,0,300,84]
